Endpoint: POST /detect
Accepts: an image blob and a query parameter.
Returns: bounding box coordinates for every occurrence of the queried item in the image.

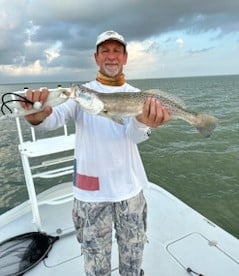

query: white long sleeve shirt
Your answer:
[38,80,150,202]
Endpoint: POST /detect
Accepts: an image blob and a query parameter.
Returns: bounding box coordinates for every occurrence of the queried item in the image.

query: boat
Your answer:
[0,91,239,276]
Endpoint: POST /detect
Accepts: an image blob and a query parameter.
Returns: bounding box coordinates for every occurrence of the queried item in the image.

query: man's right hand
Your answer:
[136,97,170,128]
[23,88,52,125]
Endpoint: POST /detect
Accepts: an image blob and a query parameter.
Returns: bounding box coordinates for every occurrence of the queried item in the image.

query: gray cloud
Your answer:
[13,1,239,41]
[187,47,215,55]
[0,0,239,82]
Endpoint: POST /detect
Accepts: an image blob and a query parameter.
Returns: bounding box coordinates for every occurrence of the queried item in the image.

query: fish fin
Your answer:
[110,116,124,125]
[99,111,125,125]
[145,89,185,107]
[194,113,219,137]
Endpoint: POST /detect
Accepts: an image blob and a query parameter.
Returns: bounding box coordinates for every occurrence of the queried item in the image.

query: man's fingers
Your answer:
[23,89,49,109]
[136,97,171,127]
[24,106,52,125]
[38,88,49,103]
[153,101,164,125]
[143,98,151,117]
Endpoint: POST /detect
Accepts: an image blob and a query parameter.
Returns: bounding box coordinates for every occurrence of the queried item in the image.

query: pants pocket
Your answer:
[72,198,84,243]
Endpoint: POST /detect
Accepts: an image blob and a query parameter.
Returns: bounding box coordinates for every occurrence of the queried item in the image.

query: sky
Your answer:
[0,0,239,84]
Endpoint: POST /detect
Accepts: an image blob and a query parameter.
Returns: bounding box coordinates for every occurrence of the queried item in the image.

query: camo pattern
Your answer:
[72,191,147,276]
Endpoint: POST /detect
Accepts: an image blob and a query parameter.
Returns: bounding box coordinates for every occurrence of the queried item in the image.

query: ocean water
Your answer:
[0,75,238,238]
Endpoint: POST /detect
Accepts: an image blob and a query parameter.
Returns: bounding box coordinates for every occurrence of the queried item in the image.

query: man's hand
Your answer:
[22,88,52,125]
[136,98,170,128]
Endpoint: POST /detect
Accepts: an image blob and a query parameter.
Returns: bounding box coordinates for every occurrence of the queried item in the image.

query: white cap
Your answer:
[96,30,126,47]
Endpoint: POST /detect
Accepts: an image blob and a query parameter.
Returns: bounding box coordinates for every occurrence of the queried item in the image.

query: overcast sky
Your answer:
[0,0,239,83]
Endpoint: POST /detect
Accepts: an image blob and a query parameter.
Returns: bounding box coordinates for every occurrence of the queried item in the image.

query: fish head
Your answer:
[59,86,77,99]
[74,85,104,114]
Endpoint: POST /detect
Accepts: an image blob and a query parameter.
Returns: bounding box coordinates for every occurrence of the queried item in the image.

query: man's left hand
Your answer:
[136,98,170,128]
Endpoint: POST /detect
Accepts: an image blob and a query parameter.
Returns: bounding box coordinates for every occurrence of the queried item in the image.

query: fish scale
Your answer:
[0,84,218,138]
[97,90,183,116]
[73,85,218,138]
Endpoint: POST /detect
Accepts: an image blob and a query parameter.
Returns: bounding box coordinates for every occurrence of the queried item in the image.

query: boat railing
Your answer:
[13,90,75,232]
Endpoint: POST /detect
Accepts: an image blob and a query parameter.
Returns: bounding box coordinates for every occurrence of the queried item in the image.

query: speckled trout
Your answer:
[0,85,218,137]
[64,85,218,137]
[0,87,70,120]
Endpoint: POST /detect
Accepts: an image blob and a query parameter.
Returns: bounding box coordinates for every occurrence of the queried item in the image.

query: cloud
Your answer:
[187,47,215,55]
[0,0,239,82]
[176,38,185,48]
[0,60,44,76]
[44,41,62,63]
[126,41,158,78]
[24,21,41,47]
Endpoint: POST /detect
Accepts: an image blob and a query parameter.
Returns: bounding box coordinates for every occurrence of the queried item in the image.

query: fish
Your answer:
[64,85,218,138]
[0,84,218,138]
[0,87,71,120]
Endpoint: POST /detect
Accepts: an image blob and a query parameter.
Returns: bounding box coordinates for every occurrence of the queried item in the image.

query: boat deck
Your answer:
[1,182,238,276]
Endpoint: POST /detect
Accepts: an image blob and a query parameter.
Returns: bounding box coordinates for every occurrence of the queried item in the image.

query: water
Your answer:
[0,75,238,238]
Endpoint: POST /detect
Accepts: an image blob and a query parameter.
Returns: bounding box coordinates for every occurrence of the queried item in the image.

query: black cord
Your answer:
[187,267,204,276]
[1,92,34,115]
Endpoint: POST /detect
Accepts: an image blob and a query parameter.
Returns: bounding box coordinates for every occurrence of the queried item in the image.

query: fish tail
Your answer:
[194,113,218,137]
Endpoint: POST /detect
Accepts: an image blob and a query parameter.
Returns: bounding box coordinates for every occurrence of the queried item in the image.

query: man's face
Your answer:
[95,40,128,77]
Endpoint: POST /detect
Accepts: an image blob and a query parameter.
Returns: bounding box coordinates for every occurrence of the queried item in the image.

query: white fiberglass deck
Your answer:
[0,182,238,276]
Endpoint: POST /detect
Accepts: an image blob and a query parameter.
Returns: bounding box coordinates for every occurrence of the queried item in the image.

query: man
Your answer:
[24,30,170,275]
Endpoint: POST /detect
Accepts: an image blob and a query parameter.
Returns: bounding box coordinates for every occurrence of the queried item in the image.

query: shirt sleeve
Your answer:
[33,99,77,130]
[126,117,151,144]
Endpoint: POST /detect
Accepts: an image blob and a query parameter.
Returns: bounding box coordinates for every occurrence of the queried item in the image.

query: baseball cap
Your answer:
[96,30,127,47]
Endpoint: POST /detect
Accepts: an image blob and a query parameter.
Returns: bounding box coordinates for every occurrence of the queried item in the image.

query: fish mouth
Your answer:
[59,89,75,99]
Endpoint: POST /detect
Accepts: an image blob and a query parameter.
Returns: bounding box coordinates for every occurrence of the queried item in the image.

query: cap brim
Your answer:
[96,38,126,47]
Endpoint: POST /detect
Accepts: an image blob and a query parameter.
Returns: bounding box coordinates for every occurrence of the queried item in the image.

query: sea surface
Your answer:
[0,75,238,238]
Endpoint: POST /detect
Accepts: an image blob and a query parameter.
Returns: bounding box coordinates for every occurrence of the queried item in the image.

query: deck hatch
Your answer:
[167,232,238,276]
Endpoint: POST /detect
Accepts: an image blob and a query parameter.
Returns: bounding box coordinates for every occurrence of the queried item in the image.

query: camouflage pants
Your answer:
[72,191,147,276]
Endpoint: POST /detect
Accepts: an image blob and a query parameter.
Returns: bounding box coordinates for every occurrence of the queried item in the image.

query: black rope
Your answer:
[1,92,34,115]
[187,267,204,276]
